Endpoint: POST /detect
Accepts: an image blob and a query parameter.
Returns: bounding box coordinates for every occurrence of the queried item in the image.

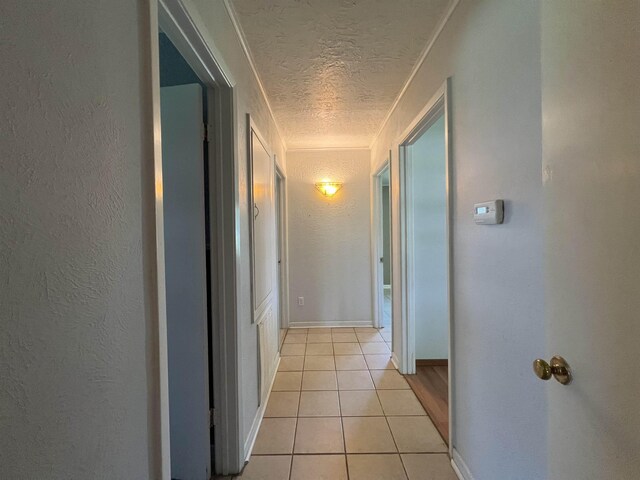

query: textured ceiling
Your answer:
[231,0,452,149]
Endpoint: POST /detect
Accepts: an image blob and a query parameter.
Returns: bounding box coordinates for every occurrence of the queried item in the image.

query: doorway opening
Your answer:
[275,165,288,349]
[373,161,393,348]
[153,1,242,476]
[397,81,452,447]
[159,31,212,480]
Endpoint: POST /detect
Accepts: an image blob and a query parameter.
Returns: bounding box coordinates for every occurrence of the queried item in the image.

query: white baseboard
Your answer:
[452,448,474,480]
[243,355,280,461]
[391,352,400,370]
[288,320,374,328]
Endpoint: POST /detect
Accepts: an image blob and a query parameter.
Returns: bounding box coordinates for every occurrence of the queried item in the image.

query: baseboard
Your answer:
[391,352,400,370]
[288,320,374,328]
[243,355,280,461]
[452,448,474,480]
[416,359,448,366]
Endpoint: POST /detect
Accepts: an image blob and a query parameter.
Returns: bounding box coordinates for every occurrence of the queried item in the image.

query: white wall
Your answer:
[0,1,156,477]
[287,149,372,327]
[1,0,287,475]
[411,115,448,360]
[185,0,287,456]
[371,0,545,478]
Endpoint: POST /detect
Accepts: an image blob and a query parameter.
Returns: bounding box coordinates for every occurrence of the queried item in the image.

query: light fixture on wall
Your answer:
[315,181,343,197]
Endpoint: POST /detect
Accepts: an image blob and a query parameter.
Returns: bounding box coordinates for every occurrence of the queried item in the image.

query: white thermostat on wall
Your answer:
[474,200,504,225]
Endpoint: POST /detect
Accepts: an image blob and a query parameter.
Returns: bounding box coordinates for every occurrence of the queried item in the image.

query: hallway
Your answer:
[4,1,639,478]
[236,328,455,480]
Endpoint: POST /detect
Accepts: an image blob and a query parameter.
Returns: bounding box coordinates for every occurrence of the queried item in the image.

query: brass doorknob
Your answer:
[533,355,572,385]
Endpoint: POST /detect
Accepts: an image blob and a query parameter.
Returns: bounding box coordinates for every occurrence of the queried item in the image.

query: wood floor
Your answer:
[403,365,449,444]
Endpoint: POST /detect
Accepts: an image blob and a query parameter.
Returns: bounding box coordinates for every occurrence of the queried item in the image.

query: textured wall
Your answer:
[231,0,451,149]
[0,0,155,478]
[187,0,287,454]
[371,0,546,478]
[287,149,372,326]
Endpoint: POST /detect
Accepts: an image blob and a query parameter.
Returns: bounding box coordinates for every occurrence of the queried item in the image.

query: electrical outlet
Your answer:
[297,297,304,306]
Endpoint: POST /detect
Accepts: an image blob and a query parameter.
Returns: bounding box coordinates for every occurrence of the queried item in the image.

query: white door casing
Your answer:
[371,161,391,330]
[154,1,244,474]
[393,80,454,455]
[274,166,289,348]
[394,81,452,374]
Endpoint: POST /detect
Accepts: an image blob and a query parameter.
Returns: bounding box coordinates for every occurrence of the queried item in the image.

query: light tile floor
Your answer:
[233,327,456,480]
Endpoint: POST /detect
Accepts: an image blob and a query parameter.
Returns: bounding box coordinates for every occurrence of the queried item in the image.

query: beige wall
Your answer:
[287,149,373,327]
[371,0,545,478]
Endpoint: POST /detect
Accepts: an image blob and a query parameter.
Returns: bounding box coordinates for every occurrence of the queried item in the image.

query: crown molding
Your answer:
[286,146,370,153]
[223,0,287,150]
[223,0,460,154]
[369,0,461,150]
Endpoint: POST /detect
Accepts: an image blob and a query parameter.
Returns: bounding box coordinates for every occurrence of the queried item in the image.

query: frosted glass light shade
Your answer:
[315,182,343,197]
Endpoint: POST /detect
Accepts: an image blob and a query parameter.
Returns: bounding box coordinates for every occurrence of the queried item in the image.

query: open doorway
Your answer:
[274,165,288,349]
[153,2,243,476]
[396,82,452,446]
[373,162,393,348]
[159,31,213,479]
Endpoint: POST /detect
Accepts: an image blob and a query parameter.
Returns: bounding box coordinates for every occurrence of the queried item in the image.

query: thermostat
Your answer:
[474,200,504,225]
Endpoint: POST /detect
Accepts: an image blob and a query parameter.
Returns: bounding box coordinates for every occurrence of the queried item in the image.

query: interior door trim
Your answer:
[393,78,454,456]
[152,0,243,475]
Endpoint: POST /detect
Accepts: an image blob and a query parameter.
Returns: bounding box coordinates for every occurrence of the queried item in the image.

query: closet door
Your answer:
[248,118,279,406]
[249,126,274,318]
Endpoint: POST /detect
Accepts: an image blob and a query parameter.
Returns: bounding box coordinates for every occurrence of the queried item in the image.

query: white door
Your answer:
[542,3,640,478]
[161,84,210,480]
[249,123,277,404]
[251,131,274,317]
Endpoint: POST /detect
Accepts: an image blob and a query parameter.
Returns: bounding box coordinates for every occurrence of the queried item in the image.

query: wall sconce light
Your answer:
[315,181,343,197]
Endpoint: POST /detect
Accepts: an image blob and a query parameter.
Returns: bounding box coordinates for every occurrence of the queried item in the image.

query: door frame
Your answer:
[371,159,392,330]
[394,79,454,454]
[150,0,242,476]
[274,162,290,338]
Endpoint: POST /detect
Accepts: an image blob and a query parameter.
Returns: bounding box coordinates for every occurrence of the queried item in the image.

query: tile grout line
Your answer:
[365,328,410,479]
[261,340,443,475]
[264,327,407,479]
[335,356,350,480]
[362,327,410,479]
[376,385,410,479]
[288,329,305,479]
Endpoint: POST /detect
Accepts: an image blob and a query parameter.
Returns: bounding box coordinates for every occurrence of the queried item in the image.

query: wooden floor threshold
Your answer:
[404,364,449,445]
